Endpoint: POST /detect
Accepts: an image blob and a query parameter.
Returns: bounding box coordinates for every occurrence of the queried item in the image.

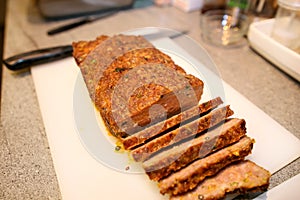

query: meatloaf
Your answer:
[72,35,204,138]
[122,97,223,149]
[132,105,234,162]
[73,35,270,199]
[159,136,255,195]
[170,160,271,200]
[143,118,247,181]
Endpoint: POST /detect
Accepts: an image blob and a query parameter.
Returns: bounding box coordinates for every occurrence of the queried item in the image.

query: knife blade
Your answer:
[3,30,188,71]
[47,11,118,36]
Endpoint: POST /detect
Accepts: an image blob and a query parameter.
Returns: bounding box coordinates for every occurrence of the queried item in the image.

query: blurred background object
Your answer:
[37,0,136,20]
[201,0,278,18]
[200,9,249,47]
[199,0,279,48]
[201,0,227,13]
[271,0,300,52]
[153,0,172,7]
[246,0,278,18]
[173,0,205,12]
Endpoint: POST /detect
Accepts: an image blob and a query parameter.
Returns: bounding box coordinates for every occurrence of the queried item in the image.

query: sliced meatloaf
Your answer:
[170,160,270,200]
[122,97,223,150]
[73,35,271,199]
[159,136,255,195]
[143,118,247,181]
[132,105,234,162]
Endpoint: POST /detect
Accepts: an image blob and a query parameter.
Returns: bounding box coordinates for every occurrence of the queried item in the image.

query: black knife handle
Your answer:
[3,45,73,71]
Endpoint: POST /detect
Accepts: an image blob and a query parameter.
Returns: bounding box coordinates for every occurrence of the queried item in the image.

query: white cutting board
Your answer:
[31,37,300,200]
[254,173,300,200]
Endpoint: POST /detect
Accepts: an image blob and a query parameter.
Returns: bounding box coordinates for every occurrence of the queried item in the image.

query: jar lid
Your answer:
[278,0,300,10]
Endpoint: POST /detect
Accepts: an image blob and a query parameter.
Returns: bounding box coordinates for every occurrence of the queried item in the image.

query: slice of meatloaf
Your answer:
[132,105,234,162]
[122,97,223,150]
[159,136,255,196]
[143,118,247,181]
[170,160,270,200]
[72,35,204,139]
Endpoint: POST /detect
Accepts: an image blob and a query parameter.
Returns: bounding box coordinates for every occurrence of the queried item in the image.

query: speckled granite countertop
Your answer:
[1,0,299,199]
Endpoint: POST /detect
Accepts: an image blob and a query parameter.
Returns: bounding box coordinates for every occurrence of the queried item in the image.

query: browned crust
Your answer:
[159,136,255,196]
[143,118,247,181]
[114,81,203,138]
[99,78,203,139]
[73,35,204,139]
[132,105,234,162]
[170,160,270,200]
[94,47,203,138]
[72,34,154,101]
[72,35,109,66]
[122,97,223,150]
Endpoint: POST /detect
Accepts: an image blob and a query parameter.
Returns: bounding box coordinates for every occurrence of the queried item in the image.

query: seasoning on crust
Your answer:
[72,35,109,66]
[159,136,255,196]
[122,97,223,150]
[170,160,270,200]
[72,35,204,139]
[95,48,204,138]
[131,105,234,162]
[72,35,153,100]
[143,118,247,181]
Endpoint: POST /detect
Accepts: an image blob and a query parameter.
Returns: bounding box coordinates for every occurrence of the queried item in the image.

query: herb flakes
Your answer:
[114,67,126,73]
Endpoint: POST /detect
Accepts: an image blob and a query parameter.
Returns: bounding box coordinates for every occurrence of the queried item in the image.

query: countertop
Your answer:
[1,0,300,199]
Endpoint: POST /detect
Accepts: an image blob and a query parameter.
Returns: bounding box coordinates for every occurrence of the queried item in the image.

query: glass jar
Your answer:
[271,0,300,51]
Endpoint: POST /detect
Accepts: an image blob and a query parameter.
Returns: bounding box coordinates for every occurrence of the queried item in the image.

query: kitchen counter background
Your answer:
[1,0,299,199]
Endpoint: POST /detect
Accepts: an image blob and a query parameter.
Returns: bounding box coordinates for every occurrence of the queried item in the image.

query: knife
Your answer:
[47,11,118,36]
[3,45,73,71]
[3,30,188,71]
